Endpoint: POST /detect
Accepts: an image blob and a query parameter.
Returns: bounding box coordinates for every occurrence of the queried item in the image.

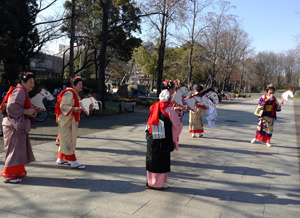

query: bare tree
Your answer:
[199,1,236,87]
[284,49,299,87]
[141,0,186,96]
[178,0,215,84]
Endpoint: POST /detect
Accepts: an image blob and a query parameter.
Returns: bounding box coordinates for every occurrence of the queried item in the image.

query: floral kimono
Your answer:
[255,94,281,143]
[57,88,81,161]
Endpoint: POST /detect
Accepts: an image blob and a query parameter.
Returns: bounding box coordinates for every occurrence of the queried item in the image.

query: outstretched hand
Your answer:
[279,101,283,107]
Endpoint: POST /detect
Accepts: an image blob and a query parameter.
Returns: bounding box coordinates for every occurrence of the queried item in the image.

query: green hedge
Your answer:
[136,99,158,107]
[83,78,98,90]
[34,78,98,93]
[35,78,63,93]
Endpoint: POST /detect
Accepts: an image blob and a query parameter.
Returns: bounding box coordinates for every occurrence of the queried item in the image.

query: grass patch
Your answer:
[101,106,122,115]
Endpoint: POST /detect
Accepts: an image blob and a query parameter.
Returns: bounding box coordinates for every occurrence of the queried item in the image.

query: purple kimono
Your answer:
[255,95,281,143]
[2,84,35,167]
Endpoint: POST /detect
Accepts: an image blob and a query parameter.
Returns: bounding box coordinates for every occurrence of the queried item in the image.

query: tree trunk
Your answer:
[238,53,245,95]
[69,0,76,77]
[94,48,98,80]
[156,0,166,97]
[97,0,111,109]
[188,0,196,84]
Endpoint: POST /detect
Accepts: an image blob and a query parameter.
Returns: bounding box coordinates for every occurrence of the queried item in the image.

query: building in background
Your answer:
[30,53,63,78]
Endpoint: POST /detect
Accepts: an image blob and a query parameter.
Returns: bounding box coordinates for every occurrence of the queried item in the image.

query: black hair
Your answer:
[71,76,83,87]
[19,72,35,84]
[266,87,275,92]
[200,87,214,97]
[161,80,175,90]
[195,85,204,92]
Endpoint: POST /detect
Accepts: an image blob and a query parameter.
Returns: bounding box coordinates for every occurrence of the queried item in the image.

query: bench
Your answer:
[118,103,135,112]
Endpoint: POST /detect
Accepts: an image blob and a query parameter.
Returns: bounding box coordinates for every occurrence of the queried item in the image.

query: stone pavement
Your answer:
[0,95,299,218]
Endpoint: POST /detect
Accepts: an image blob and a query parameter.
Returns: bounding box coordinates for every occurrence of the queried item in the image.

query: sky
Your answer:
[43,0,300,55]
[227,0,300,53]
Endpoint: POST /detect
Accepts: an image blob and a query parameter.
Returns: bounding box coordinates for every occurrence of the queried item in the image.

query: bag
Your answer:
[254,106,264,117]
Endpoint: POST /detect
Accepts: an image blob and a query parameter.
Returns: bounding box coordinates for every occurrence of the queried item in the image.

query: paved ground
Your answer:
[0,94,263,152]
[0,93,299,217]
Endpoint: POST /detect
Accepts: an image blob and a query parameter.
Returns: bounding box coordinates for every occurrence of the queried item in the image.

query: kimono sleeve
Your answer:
[6,88,26,131]
[60,91,74,116]
[165,107,183,151]
[258,95,267,108]
[275,98,281,112]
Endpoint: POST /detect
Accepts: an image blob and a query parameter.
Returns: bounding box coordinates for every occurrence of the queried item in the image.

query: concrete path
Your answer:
[0,95,299,218]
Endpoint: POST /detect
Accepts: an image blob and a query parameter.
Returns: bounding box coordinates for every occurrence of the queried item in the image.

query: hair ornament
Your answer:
[22,72,33,80]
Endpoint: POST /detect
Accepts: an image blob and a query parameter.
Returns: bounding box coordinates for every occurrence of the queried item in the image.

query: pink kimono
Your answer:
[146,106,183,188]
[1,85,35,179]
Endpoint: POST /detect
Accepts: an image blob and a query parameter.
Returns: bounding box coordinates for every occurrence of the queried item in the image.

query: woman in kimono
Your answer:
[251,84,283,147]
[146,80,183,189]
[56,76,85,168]
[1,72,36,183]
[188,85,206,138]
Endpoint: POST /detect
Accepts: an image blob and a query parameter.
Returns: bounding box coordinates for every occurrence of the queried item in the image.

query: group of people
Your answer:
[145,81,287,189]
[0,72,287,185]
[0,73,84,183]
[145,79,218,189]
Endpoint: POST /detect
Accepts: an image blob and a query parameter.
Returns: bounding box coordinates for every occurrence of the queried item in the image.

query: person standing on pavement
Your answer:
[188,84,206,138]
[55,76,85,169]
[251,84,283,147]
[1,72,36,183]
[146,80,183,189]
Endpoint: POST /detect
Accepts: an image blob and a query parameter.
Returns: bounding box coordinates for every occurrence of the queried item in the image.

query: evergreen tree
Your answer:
[0,0,39,84]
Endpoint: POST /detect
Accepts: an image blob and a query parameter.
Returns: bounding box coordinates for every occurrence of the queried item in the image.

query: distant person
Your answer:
[63,78,69,90]
[0,72,36,183]
[146,80,183,189]
[188,85,206,138]
[251,84,283,147]
[55,76,85,168]
[281,88,294,103]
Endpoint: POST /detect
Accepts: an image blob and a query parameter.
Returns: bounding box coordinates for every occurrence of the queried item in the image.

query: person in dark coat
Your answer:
[145,80,183,189]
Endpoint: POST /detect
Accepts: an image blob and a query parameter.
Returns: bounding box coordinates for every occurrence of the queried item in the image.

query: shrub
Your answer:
[136,99,158,107]
[102,106,121,115]
[83,78,98,90]
[35,78,63,93]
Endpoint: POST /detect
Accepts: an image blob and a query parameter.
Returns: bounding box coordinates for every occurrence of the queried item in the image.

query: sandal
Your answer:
[3,178,21,183]
[57,161,71,165]
[146,183,163,190]
[71,164,85,169]
[56,159,71,165]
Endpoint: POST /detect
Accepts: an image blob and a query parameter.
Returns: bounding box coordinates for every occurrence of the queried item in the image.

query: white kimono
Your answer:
[206,99,218,129]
